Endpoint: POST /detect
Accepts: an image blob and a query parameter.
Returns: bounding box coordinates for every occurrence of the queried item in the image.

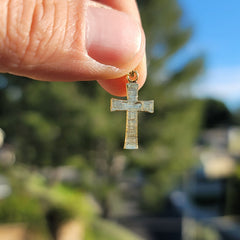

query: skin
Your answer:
[0,0,146,96]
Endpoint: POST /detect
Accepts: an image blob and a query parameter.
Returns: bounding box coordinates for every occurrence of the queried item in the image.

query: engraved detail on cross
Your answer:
[111,82,154,149]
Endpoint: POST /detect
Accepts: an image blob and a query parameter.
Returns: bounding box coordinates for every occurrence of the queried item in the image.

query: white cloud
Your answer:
[192,66,240,109]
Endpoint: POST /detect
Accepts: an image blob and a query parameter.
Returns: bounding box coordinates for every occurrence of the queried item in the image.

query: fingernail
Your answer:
[86,6,142,67]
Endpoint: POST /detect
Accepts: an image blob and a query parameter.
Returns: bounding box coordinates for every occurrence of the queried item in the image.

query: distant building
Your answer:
[0,129,16,167]
[0,129,4,148]
[228,127,240,157]
[172,127,240,240]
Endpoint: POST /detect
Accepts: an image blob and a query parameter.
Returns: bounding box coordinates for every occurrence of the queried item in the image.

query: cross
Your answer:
[111,82,154,149]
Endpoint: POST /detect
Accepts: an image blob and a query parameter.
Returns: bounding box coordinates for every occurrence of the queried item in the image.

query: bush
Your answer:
[0,193,45,225]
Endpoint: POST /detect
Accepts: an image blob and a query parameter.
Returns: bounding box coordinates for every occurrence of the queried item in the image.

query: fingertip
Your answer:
[136,54,147,90]
[98,76,128,97]
[97,55,147,96]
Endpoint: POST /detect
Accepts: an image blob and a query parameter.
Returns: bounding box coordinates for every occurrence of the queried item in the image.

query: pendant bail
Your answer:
[127,70,139,83]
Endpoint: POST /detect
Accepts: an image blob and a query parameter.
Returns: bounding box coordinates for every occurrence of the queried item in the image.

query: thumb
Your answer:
[0,0,145,91]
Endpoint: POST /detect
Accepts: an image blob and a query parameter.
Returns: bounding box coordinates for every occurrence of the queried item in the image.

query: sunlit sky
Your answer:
[176,0,240,110]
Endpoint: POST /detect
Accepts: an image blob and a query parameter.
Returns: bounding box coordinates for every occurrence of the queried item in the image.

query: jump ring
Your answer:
[127,70,139,83]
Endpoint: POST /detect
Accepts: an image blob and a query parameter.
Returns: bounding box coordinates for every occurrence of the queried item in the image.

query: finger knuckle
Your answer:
[0,0,66,70]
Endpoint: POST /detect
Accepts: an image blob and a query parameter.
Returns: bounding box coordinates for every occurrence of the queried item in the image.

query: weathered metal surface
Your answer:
[111,82,154,149]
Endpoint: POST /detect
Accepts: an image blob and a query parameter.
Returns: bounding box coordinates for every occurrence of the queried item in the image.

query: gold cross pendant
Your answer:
[110,71,154,149]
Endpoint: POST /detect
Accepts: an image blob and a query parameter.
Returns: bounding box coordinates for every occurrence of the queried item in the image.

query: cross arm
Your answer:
[139,100,154,113]
[110,99,128,111]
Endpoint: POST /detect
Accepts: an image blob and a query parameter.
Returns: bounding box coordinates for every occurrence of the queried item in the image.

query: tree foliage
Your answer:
[201,98,233,129]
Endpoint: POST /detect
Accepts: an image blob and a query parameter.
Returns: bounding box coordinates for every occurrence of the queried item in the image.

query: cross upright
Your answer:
[111,82,154,149]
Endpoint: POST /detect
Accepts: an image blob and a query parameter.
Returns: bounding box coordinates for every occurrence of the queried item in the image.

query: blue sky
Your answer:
[176,0,240,110]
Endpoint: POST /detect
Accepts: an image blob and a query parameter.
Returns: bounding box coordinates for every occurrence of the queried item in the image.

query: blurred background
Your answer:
[0,0,240,239]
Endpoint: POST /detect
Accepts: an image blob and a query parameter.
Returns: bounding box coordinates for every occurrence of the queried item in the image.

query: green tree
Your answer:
[0,76,127,217]
[131,0,204,210]
[201,98,233,129]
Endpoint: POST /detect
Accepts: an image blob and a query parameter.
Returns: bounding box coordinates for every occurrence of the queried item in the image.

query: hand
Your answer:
[0,0,146,96]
